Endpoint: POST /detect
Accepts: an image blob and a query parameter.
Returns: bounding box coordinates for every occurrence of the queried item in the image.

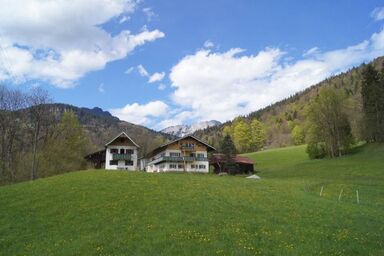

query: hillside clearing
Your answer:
[1,144,383,255]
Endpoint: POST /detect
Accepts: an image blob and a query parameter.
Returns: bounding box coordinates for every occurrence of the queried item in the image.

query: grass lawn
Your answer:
[0,144,383,255]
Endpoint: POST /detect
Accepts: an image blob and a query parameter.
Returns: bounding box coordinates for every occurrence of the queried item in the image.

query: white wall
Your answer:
[145,149,209,173]
[105,145,138,170]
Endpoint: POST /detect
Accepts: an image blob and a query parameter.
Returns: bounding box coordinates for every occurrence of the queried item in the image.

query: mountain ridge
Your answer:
[44,103,174,156]
[161,120,221,137]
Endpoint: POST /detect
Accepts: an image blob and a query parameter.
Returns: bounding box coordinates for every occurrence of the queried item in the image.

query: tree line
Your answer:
[305,63,384,158]
[222,117,267,153]
[195,57,384,152]
[0,85,88,185]
[202,61,382,160]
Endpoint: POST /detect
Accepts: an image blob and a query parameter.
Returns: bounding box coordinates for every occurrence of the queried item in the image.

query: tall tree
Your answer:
[27,87,53,180]
[41,111,87,176]
[0,86,26,182]
[306,87,354,158]
[232,118,252,153]
[219,134,237,174]
[361,64,384,142]
[291,125,305,145]
[250,119,267,151]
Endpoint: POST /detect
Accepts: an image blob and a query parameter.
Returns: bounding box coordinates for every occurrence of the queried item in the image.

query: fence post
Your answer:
[338,189,343,201]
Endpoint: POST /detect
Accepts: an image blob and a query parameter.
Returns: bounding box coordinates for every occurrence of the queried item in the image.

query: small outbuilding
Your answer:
[209,154,255,174]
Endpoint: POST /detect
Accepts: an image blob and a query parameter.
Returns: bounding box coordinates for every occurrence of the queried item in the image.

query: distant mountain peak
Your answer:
[161,120,221,137]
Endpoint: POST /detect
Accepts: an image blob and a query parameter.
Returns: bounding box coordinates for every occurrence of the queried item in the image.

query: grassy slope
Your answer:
[1,144,383,255]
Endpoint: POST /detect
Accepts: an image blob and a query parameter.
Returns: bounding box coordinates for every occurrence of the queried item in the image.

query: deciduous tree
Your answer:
[250,119,267,151]
[306,87,354,158]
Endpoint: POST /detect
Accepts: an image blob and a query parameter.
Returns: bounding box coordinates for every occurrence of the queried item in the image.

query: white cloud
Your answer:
[143,7,155,22]
[119,15,130,24]
[0,0,165,87]
[110,100,169,125]
[158,83,166,90]
[303,47,319,57]
[148,72,165,83]
[125,66,135,74]
[169,28,384,123]
[136,65,165,83]
[98,83,105,93]
[371,7,384,21]
[204,40,214,49]
[137,64,149,77]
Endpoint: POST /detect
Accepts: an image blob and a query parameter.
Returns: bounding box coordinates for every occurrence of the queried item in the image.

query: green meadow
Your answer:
[0,144,383,255]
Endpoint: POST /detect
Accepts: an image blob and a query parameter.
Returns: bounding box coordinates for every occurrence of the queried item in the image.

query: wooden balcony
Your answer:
[148,156,208,165]
[112,154,132,160]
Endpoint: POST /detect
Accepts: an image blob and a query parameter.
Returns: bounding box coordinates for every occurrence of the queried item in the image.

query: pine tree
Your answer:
[361,64,384,142]
[219,134,237,174]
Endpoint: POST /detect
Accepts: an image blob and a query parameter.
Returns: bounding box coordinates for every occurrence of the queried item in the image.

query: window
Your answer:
[110,160,118,165]
[190,153,195,157]
[120,148,125,154]
[191,164,196,168]
[197,153,205,158]
[169,164,177,169]
[178,164,184,169]
[170,152,181,157]
[125,160,133,166]
[182,142,194,148]
[199,164,206,169]
[110,148,118,154]
[126,149,134,154]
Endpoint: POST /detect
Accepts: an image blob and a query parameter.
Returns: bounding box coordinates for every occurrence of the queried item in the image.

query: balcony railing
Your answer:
[148,156,208,165]
[112,154,132,160]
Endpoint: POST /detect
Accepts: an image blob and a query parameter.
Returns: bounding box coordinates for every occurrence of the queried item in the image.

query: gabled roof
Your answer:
[210,154,254,165]
[146,135,216,158]
[160,135,216,151]
[105,131,140,148]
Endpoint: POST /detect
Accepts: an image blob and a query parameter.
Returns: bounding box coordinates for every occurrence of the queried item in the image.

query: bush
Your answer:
[306,142,326,159]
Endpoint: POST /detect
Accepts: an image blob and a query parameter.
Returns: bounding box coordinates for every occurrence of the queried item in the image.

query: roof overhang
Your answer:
[105,131,140,148]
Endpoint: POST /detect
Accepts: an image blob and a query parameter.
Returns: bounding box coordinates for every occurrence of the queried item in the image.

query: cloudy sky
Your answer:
[0,1,383,130]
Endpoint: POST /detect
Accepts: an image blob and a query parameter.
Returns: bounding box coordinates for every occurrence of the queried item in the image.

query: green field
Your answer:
[1,144,383,255]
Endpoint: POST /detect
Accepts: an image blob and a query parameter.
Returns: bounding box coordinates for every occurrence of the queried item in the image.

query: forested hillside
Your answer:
[193,56,384,152]
[48,103,173,155]
[0,90,172,185]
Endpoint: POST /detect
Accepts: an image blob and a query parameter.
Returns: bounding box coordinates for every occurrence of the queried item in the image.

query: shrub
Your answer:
[306,142,326,159]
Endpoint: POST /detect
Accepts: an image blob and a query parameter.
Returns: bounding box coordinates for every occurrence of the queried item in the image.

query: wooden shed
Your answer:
[209,154,254,174]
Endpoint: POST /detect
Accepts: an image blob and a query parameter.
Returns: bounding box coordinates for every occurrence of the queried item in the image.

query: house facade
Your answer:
[144,135,215,173]
[104,132,140,170]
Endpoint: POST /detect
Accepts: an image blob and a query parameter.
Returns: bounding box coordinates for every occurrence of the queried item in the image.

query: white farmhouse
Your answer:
[85,132,140,170]
[105,132,140,170]
[142,135,215,173]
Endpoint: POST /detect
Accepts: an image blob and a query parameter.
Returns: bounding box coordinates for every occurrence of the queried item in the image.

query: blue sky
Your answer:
[0,1,384,130]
